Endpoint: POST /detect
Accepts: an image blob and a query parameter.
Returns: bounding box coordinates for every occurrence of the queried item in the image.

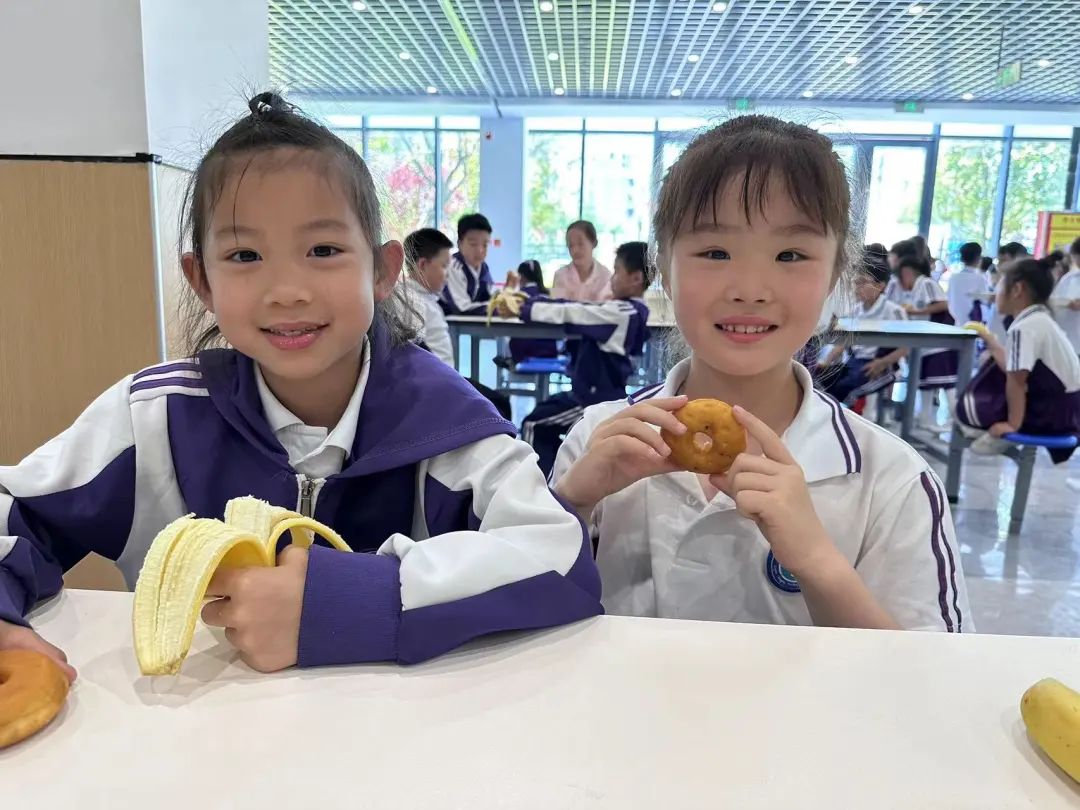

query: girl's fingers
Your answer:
[596,419,674,458]
[726,453,782,478]
[732,406,797,464]
[731,471,776,493]
[625,402,689,435]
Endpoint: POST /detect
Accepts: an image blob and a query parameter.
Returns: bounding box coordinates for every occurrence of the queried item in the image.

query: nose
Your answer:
[263,261,314,307]
[726,272,772,305]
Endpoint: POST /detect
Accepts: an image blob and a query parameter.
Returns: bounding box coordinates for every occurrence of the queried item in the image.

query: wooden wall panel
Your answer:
[154,163,198,359]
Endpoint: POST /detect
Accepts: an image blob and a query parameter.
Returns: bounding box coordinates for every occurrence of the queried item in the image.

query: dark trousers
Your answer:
[521,393,586,476]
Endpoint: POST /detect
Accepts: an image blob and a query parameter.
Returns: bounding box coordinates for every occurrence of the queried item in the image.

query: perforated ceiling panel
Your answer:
[269,0,1080,104]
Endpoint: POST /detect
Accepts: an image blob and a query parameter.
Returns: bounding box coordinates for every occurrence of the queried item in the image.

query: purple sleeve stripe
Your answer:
[628,381,664,404]
[133,361,200,381]
[919,472,957,632]
[929,473,964,632]
[129,376,208,394]
[0,567,31,626]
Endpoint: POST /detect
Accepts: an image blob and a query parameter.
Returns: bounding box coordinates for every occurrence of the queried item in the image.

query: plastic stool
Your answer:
[1000,432,1079,533]
[513,357,570,400]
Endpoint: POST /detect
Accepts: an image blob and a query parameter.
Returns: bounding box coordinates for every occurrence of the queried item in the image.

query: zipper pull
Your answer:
[299,477,314,517]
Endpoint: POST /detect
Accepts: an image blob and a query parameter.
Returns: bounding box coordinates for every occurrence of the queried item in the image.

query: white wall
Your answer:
[140,0,268,167]
[0,0,150,155]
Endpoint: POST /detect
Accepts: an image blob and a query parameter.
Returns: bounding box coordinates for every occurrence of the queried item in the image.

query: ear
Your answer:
[375,240,404,302]
[181,252,215,313]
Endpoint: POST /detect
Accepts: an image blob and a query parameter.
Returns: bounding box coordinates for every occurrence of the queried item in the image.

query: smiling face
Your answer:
[183,149,398,390]
[663,176,838,379]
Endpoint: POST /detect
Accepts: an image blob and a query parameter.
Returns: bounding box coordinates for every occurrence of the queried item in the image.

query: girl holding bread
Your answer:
[551,115,971,632]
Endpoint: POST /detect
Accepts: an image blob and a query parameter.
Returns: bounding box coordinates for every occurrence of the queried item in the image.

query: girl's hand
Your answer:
[504,270,519,290]
[556,396,688,512]
[862,358,890,379]
[201,546,308,673]
[989,421,1018,438]
[0,620,77,683]
[710,406,835,577]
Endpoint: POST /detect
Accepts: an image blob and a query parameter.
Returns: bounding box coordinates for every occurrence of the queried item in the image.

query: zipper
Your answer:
[298,475,315,517]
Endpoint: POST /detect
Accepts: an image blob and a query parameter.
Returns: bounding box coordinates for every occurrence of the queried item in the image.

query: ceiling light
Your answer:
[540,1,554,11]
[1037,58,1053,68]
[687,54,700,63]
[548,52,559,61]
[712,2,728,11]
[553,86,565,95]
[843,55,859,66]
[801,90,815,98]
[961,92,975,101]
[670,88,683,97]
[350,1,366,9]
[907,4,925,14]
[426,86,438,94]
[398,52,411,61]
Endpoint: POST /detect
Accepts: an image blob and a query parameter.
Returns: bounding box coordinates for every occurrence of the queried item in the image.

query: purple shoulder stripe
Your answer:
[919,471,959,632]
[627,381,664,405]
[813,390,860,474]
[129,376,207,394]
[133,361,200,381]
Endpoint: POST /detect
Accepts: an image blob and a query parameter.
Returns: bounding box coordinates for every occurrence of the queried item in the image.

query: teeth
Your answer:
[269,327,318,336]
[720,324,771,334]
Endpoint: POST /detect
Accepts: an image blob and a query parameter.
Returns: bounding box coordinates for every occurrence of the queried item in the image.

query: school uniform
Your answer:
[957,305,1080,463]
[1053,267,1080,356]
[508,283,559,364]
[884,276,901,304]
[404,277,454,367]
[821,294,907,404]
[551,261,613,302]
[520,296,650,475]
[439,251,493,315]
[551,360,972,632]
[897,276,958,389]
[0,325,602,665]
[947,265,989,325]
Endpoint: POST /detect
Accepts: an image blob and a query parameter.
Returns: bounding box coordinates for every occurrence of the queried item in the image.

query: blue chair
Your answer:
[511,356,570,400]
[998,433,1079,533]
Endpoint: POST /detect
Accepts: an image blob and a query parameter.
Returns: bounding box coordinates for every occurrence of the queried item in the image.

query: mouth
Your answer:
[260,322,328,351]
[714,318,779,344]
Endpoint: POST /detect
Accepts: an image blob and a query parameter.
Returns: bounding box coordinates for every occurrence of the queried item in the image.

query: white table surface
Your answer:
[8,590,1080,809]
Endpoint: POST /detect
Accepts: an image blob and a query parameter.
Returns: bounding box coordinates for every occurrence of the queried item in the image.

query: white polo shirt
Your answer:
[1052,268,1080,355]
[850,294,908,360]
[1006,305,1080,391]
[254,340,369,479]
[946,266,989,325]
[551,360,972,633]
[404,277,455,367]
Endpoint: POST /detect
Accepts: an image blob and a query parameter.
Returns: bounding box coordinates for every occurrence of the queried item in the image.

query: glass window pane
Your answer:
[660,139,688,173]
[865,146,926,247]
[438,115,480,130]
[585,116,656,132]
[815,119,933,135]
[832,143,859,191]
[366,130,436,242]
[526,116,583,131]
[1002,140,1072,249]
[524,132,584,273]
[940,123,1005,137]
[658,116,709,131]
[928,139,1003,264]
[581,133,654,265]
[326,114,363,129]
[336,130,365,161]
[438,131,480,234]
[366,115,436,129]
[1013,124,1074,139]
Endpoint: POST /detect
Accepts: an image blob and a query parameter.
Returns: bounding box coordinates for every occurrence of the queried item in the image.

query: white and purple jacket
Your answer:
[0,328,602,665]
[439,251,493,315]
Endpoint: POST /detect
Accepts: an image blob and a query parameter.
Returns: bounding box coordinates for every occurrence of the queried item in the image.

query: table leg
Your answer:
[470,334,481,382]
[901,348,922,442]
[449,323,461,371]
[944,339,976,503]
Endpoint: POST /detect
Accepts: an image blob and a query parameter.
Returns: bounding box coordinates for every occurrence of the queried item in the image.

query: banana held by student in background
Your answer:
[132,496,351,676]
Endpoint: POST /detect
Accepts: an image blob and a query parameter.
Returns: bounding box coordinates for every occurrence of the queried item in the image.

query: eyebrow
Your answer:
[213,219,351,241]
[689,221,826,237]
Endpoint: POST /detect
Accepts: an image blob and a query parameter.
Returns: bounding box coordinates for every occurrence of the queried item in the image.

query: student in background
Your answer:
[521,241,651,474]
[552,220,613,302]
[1053,237,1080,356]
[886,238,919,302]
[507,259,559,364]
[440,213,494,315]
[817,254,907,405]
[403,228,454,367]
[948,242,990,324]
[895,255,958,430]
[997,241,1029,266]
[912,234,946,281]
[957,257,1080,460]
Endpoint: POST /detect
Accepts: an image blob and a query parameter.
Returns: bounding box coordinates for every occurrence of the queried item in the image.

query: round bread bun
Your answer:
[0,649,70,749]
[661,398,747,474]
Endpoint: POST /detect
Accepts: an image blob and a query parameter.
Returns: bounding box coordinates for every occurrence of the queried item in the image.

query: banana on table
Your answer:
[486,289,529,325]
[1022,678,1080,783]
[132,497,351,676]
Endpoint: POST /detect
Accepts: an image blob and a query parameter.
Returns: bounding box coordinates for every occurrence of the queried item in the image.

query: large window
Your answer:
[929,139,1004,262]
[1002,139,1072,248]
[581,133,654,264]
[329,116,480,243]
[524,132,584,271]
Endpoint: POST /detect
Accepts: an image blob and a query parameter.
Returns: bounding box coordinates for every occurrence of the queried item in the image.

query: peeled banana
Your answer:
[964,321,993,341]
[1021,677,1080,782]
[486,289,529,325]
[132,496,351,676]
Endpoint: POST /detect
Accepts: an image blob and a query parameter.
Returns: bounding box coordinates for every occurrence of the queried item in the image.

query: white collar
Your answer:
[254,340,371,458]
[1012,304,1048,325]
[860,294,888,318]
[645,358,861,482]
[404,276,439,300]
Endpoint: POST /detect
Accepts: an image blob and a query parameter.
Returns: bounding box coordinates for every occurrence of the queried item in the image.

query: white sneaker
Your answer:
[970,433,1011,456]
[955,422,984,440]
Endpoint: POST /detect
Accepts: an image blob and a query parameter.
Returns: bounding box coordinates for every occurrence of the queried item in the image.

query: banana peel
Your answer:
[132,496,351,675]
[964,321,993,340]
[486,289,529,325]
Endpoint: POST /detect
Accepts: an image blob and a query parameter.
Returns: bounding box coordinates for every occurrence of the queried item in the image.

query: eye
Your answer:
[309,244,342,258]
[700,248,730,261]
[777,250,807,263]
[226,249,260,263]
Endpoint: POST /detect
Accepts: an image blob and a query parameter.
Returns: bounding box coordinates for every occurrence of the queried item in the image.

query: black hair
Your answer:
[998,241,1029,259]
[897,255,931,277]
[403,228,453,271]
[615,241,653,291]
[1071,237,1080,258]
[566,219,599,247]
[910,234,933,262]
[861,250,891,285]
[980,256,994,272]
[516,259,548,294]
[959,242,982,265]
[1003,257,1055,304]
[179,91,416,354]
[865,242,888,257]
[890,238,919,259]
[457,213,492,241]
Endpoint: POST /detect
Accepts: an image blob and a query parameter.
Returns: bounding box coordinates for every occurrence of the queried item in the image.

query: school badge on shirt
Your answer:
[766,551,801,593]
